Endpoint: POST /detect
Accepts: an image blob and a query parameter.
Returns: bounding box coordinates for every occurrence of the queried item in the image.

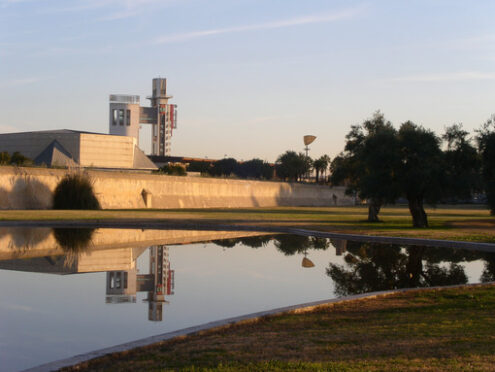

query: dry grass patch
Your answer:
[62,284,495,372]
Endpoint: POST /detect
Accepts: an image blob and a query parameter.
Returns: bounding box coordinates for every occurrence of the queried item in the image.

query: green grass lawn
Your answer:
[0,205,493,242]
[62,284,495,372]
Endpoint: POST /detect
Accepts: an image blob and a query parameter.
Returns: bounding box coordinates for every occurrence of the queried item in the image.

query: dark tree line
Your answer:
[187,158,274,180]
[275,151,331,183]
[0,151,31,166]
[330,111,492,227]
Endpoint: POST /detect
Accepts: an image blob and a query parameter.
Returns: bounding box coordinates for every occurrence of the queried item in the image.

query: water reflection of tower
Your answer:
[105,245,174,321]
[331,239,348,256]
[145,245,175,321]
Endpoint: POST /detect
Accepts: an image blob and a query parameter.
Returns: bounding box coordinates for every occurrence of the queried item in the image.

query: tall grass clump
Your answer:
[53,171,101,210]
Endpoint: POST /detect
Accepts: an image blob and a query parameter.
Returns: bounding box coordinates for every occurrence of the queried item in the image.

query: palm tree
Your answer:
[313,155,331,183]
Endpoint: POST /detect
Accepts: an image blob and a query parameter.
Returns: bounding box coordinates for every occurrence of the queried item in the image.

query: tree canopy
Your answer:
[276,151,312,182]
[330,112,401,222]
[477,115,495,215]
[397,121,445,227]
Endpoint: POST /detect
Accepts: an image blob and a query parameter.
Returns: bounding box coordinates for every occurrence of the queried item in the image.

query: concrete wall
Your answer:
[0,166,355,210]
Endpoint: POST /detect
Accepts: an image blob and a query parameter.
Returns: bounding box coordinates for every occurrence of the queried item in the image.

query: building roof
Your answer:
[133,146,158,170]
[34,140,74,167]
[3,129,110,136]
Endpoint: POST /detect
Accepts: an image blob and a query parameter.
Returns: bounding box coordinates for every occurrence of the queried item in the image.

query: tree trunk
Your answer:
[407,195,428,227]
[315,169,320,183]
[406,246,425,287]
[367,199,381,222]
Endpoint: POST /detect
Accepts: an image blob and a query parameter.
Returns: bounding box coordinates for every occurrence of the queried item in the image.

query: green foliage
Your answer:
[52,172,101,210]
[398,121,444,227]
[234,158,273,180]
[159,163,187,176]
[442,124,481,202]
[276,151,312,182]
[10,151,31,165]
[210,158,238,177]
[330,112,401,222]
[0,151,11,165]
[313,155,331,183]
[0,151,31,166]
[477,115,495,215]
[187,160,212,174]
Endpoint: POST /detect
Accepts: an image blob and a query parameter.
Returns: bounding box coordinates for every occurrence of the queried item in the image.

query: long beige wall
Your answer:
[0,166,355,210]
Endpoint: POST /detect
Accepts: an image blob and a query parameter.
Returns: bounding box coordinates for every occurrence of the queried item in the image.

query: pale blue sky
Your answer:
[1,0,494,161]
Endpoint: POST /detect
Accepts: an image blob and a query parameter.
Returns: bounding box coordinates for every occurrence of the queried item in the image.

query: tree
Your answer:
[442,124,480,202]
[234,158,274,180]
[477,115,495,215]
[159,163,187,176]
[330,112,401,222]
[397,122,444,227]
[210,158,238,177]
[0,151,10,165]
[276,151,312,182]
[10,151,30,166]
[313,155,330,183]
[187,161,211,174]
[320,154,331,181]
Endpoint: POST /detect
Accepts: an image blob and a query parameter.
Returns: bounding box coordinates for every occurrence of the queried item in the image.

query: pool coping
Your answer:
[1,219,494,252]
[22,282,495,372]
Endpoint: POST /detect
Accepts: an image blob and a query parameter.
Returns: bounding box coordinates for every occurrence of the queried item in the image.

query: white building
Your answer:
[109,78,178,156]
[0,129,157,170]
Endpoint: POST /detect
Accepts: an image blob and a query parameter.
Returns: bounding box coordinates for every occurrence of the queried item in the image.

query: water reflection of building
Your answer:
[331,239,347,256]
[106,245,175,321]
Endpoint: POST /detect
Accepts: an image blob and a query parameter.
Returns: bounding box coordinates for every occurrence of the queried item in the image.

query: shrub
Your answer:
[159,163,187,176]
[11,151,31,166]
[52,172,101,210]
[0,152,10,165]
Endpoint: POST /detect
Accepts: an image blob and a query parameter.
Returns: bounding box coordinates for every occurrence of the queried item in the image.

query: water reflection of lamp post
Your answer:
[301,249,315,268]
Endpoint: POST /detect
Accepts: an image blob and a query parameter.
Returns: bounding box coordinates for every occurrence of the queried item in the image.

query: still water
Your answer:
[0,227,493,371]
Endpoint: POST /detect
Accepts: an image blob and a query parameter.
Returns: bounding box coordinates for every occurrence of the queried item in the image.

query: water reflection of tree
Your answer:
[210,238,238,248]
[210,234,330,254]
[210,235,274,249]
[274,235,329,256]
[326,242,469,296]
[237,235,272,248]
[52,228,95,267]
[481,252,495,282]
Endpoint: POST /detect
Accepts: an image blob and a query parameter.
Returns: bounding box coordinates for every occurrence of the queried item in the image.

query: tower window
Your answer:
[126,110,131,126]
[119,109,125,126]
[112,110,118,126]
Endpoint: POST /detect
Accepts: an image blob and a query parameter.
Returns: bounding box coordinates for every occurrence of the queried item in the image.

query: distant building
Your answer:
[0,129,157,170]
[109,78,178,156]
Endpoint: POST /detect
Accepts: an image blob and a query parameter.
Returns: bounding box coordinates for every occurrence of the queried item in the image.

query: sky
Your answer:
[1,0,495,162]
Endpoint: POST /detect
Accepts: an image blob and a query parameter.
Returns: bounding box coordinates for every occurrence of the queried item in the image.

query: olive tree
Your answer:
[477,115,495,214]
[397,121,444,228]
[330,112,400,222]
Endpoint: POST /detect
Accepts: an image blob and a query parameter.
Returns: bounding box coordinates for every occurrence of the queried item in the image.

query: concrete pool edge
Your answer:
[23,282,495,372]
[1,219,494,252]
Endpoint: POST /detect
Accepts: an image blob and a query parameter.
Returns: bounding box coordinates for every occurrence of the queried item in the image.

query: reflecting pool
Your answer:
[0,227,493,371]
